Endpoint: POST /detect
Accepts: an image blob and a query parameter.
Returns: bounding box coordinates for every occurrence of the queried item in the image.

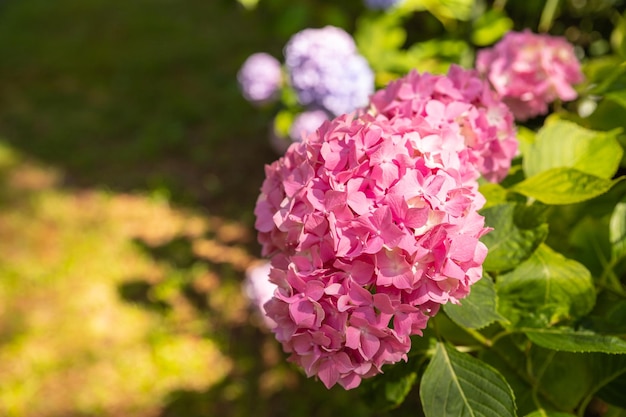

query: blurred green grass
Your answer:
[0,0,282,222]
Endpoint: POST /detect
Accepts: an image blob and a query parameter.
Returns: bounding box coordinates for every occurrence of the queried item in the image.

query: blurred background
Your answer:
[0,0,623,416]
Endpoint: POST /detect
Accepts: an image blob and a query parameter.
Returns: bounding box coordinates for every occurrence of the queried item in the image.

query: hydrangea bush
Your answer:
[244,1,626,416]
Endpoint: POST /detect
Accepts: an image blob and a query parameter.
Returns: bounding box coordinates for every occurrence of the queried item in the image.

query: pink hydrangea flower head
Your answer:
[237,52,283,105]
[254,112,490,389]
[476,29,584,121]
[368,65,517,183]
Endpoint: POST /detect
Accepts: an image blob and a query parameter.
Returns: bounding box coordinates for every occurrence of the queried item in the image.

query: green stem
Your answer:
[592,236,626,298]
[463,327,493,348]
[577,396,592,417]
[527,346,561,413]
[490,329,513,346]
[489,337,565,412]
[539,0,560,32]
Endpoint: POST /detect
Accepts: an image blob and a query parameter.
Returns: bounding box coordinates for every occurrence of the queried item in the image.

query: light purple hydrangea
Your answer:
[237,52,283,105]
[284,26,375,116]
[364,0,405,10]
[476,30,584,121]
[289,109,331,142]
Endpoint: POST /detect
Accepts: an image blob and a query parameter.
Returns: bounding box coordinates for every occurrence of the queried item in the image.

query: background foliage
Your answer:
[0,0,625,416]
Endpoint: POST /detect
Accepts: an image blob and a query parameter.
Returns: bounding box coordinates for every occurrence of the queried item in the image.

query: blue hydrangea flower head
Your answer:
[284,26,374,116]
[237,52,283,104]
[319,54,374,116]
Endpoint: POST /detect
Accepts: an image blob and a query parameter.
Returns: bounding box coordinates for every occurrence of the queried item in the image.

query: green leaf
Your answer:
[524,328,626,353]
[586,295,626,335]
[607,90,626,109]
[496,244,596,328]
[444,275,506,329]
[406,38,472,73]
[481,203,549,272]
[480,336,537,416]
[587,61,626,96]
[273,109,295,138]
[584,56,623,85]
[420,343,517,417]
[356,17,472,81]
[528,351,626,411]
[403,0,474,23]
[381,372,417,408]
[523,120,623,179]
[484,336,626,414]
[471,9,513,46]
[516,126,536,158]
[611,10,626,58]
[605,301,626,334]
[511,168,624,205]
[610,198,626,261]
[354,13,408,75]
[479,182,509,209]
[567,215,612,278]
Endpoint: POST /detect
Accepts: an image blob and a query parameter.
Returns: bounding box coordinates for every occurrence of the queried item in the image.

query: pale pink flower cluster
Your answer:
[369,65,518,183]
[255,92,490,388]
[476,30,584,121]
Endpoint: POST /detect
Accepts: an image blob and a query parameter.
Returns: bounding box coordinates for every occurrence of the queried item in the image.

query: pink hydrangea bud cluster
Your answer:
[369,65,518,183]
[255,100,490,388]
[476,30,584,121]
